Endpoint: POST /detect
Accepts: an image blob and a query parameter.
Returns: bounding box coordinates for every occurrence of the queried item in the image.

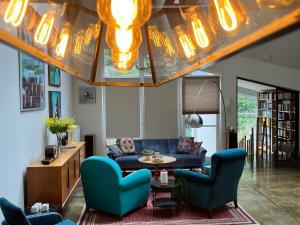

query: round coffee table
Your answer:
[138,155,177,178]
[150,179,180,215]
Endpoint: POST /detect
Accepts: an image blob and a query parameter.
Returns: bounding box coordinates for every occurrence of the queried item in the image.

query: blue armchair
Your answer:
[80,156,151,218]
[0,198,75,225]
[174,148,247,218]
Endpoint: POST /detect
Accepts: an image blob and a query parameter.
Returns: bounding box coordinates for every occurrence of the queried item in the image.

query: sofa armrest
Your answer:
[175,169,213,185]
[120,169,151,192]
[197,147,207,165]
[27,212,63,225]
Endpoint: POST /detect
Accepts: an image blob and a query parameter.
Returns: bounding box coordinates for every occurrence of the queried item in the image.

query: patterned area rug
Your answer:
[80,194,258,225]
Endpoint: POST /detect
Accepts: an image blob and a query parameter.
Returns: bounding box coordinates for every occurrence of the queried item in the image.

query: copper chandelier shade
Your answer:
[0,0,299,87]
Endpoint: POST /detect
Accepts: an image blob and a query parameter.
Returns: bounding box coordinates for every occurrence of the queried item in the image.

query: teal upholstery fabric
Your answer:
[0,197,75,225]
[80,157,151,217]
[174,148,246,211]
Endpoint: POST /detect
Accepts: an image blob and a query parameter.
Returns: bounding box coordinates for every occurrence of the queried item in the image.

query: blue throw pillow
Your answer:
[107,144,123,158]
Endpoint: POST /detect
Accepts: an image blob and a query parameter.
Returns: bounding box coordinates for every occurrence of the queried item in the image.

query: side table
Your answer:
[150,179,180,215]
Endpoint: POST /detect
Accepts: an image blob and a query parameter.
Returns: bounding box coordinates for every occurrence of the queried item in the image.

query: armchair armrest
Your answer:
[27,212,63,225]
[120,169,151,192]
[175,169,213,185]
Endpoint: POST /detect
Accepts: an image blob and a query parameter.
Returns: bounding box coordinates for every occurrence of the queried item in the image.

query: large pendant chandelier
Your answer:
[0,0,299,87]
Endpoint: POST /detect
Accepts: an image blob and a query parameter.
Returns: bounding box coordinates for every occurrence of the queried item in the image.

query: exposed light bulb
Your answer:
[106,25,142,53]
[213,0,238,32]
[26,8,36,31]
[161,32,176,57]
[4,0,29,27]
[92,22,101,39]
[210,0,246,34]
[84,24,94,45]
[73,29,85,55]
[97,0,152,29]
[173,25,196,61]
[34,10,55,45]
[148,26,163,47]
[186,6,215,52]
[112,49,138,65]
[111,0,137,29]
[256,0,294,9]
[55,22,71,59]
[113,60,135,73]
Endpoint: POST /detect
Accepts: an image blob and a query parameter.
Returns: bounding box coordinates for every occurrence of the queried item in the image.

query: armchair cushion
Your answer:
[55,219,77,225]
[120,169,151,192]
[0,197,30,225]
[27,213,63,225]
[175,169,213,185]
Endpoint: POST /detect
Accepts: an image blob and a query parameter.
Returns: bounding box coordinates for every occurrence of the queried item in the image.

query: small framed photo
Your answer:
[48,65,61,87]
[49,91,61,118]
[79,87,96,104]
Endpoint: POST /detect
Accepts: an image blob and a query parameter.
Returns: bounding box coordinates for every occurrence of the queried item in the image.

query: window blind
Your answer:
[182,76,220,114]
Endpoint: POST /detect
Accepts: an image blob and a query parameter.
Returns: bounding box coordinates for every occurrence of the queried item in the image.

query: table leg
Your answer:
[154,164,159,179]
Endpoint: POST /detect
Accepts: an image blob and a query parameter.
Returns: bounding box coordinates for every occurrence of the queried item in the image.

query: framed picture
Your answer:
[19,53,45,112]
[49,91,61,118]
[48,65,61,87]
[79,87,96,104]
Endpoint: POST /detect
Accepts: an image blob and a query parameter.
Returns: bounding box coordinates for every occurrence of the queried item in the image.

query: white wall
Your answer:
[0,43,73,221]
[207,55,300,147]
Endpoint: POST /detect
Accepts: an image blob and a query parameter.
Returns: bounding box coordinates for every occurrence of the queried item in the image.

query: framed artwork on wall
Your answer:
[49,91,61,118]
[19,52,45,112]
[79,87,96,104]
[48,65,61,87]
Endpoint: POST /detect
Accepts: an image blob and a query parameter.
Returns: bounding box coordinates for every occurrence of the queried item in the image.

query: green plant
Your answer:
[44,117,75,134]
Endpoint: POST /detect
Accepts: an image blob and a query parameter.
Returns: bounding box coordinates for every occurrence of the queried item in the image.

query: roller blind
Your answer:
[182,76,220,114]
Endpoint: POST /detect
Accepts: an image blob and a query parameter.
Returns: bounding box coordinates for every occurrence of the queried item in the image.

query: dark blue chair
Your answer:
[174,148,247,218]
[0,198,76,225]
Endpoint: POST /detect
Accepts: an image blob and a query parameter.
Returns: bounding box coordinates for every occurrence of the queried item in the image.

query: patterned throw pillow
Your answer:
[191,141,203,155]
[117,138,136,155]
[107,144,123,158]
[177,137,194,153]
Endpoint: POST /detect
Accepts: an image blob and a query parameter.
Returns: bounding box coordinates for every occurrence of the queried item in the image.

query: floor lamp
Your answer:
[184,80,227,148]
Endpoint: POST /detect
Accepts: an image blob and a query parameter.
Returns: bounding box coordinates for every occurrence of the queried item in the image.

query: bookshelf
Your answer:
[256,89,299,161]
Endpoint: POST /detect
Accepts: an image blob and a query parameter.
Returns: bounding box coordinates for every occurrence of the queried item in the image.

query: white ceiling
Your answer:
[240,29,300,70]
[238,79,275,92]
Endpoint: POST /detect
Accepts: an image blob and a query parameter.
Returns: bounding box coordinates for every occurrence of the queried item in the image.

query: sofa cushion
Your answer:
[133,139,143,154]
[168,154,203,168]
[117,138,136,154]
[107,144,123,157]
[141,139,169,154]
[192,141,203,155]
[168,139,179,154]
[115,155,142,169]
[177,137,194,153]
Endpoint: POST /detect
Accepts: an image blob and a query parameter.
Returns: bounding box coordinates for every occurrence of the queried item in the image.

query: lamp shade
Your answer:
[184,114,203,128]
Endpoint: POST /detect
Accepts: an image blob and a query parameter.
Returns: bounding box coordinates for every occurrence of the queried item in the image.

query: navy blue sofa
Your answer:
[107,138,207,171]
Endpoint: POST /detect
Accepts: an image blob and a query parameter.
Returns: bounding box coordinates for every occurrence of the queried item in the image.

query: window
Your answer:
[184,114,218,156]
[181,74,220,157]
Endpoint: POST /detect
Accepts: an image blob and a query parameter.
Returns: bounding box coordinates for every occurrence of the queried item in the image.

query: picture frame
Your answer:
[48,65,61,87]
[19,52,45,112]
[49,91,61,118]
[79,87,96,104]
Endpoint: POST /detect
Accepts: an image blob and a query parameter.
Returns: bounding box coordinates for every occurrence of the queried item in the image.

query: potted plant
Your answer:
[142,150,154,161]
[45,117,75,152]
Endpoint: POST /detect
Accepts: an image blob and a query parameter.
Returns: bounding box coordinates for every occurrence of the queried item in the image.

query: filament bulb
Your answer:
[34,10,55,45]
[4,0,29,27]
[84,24,94,46]
[55,22,72,59]
[161,32,175,57]
[112,49,138,65]
[92,22,101,39]
[173,25,196,61]
[73,29,85,55]
[111,0,137,29]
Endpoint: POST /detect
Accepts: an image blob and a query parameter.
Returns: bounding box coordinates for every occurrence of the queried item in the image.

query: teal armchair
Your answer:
[174,148,246,218]
[80,157,151,218]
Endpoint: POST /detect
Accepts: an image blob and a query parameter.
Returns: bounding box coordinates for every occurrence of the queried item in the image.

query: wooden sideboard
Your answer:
[26,142,85,210]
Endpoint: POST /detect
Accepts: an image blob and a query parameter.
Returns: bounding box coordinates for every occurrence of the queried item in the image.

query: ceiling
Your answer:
[238,79,275,92]
[240,29,300,70]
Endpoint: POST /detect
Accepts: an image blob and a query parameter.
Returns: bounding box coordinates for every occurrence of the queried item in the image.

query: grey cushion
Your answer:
[107,144,123,157]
